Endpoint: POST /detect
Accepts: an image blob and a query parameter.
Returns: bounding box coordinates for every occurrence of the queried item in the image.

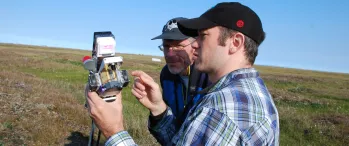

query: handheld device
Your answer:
[83,31,129,101]
[83,31,129,146]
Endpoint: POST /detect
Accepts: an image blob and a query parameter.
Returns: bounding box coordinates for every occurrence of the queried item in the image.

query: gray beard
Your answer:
[168,66,186,75]
[168,59,191,74]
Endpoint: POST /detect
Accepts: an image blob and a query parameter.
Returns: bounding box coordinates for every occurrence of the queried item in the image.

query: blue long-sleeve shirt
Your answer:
[159,64,210,125]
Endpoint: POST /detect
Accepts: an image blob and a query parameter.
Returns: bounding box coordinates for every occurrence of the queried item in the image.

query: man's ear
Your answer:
[229,33,245,54]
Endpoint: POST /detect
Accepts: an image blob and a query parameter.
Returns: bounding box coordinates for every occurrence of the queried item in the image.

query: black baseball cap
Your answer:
[151,17,190,40]
[177,2,265,45]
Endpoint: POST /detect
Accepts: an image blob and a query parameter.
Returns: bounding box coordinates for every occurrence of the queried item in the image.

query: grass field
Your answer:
[0,43,348,146]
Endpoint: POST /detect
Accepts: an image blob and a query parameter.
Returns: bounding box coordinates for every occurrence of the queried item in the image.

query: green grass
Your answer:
[0,43,348,145]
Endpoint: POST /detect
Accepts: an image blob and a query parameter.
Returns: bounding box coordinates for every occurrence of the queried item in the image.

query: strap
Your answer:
[188,64,201,98]
[197,82,216,94]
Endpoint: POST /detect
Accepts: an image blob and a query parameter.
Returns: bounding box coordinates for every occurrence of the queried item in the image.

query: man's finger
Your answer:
[131,88,143,99]
[132,71,158,89]
[115,91,122,105]
[86,92,100,118]
[87,91,104,105]
[132,70,154,82]
[138,71,154,81]
[134,80,146,91]
[132,86,147,97]
[86,92,94,107]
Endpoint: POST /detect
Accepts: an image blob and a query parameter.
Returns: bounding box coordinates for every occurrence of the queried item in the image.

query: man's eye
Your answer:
[199,33,207,39]
[199,33,207,36]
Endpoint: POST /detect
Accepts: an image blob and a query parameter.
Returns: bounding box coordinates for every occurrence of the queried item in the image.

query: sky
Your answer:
[1,0,349,73]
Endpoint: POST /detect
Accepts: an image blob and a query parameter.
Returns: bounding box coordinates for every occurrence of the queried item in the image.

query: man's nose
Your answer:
[165,49,176,56]
[191,40,199,49]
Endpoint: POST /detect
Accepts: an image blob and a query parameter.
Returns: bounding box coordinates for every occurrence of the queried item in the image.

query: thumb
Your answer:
[87,91,104,106]
[109,89,122,105]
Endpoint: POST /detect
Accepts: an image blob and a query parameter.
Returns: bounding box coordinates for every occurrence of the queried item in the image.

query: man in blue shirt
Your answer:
[150,17,210,128]
[86,2,279,146]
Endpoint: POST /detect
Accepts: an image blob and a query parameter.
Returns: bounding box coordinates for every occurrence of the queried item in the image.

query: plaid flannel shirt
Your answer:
[105,68,280,146]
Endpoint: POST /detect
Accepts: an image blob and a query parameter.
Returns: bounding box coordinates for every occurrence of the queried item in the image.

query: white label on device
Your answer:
[96,37,116,56]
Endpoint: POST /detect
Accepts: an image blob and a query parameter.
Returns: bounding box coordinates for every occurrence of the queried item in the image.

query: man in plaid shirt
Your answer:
[86,2,279,146]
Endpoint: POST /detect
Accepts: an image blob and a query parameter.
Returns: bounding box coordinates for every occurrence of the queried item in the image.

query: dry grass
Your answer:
[0,43,162,146]
[0,70,91,145]
[0,43,348,146]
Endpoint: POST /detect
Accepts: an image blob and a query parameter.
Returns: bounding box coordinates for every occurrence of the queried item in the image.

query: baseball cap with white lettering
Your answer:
[151,17,190,40]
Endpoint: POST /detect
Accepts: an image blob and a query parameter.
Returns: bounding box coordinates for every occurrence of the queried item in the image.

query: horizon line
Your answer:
[1,42,348,75]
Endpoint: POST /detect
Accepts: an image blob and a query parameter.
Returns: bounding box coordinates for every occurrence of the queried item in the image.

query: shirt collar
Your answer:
[198,68,259,94]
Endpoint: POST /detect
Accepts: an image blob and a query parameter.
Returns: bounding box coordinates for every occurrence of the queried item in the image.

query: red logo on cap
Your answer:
[236,20,244,28]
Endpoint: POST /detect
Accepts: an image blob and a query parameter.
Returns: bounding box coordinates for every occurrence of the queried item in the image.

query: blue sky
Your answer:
[1,0,348,73]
